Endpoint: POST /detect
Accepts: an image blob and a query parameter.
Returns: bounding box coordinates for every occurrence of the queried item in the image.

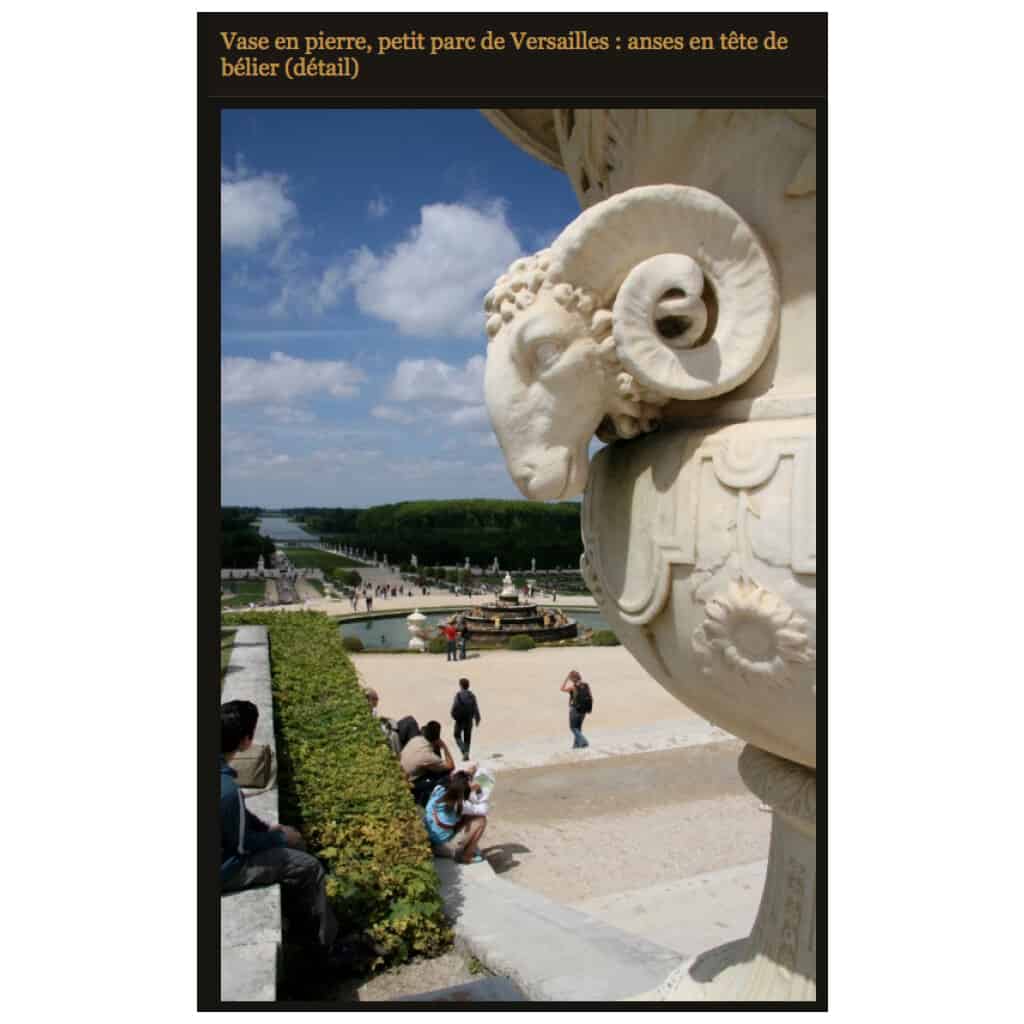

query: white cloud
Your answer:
[445,404,491,430]
[221,162,298,250]
[222,351,365,405]
[389,355,485,404]
[343,201,522,337]
[367,195,391,218]
[375,357,494,439]
[264,405,316,425]
[384,457,476,483]
[370,404,416,425]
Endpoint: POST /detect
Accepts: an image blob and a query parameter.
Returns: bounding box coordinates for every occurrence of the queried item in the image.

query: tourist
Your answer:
[450,677,482,758]
[401,720,455,805]
[440,620,458,662]
[423,772,488,865]
[220,700,341,959]
[560,670,592,748]
[365,689,405,755]
[366,594,373,612]
[394,715,421,751]
[456,613,468,660]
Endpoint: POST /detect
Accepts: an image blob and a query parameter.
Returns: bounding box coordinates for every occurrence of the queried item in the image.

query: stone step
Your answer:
[568,859,767,959]
[435,858,680,1001]
[471,717,735,772]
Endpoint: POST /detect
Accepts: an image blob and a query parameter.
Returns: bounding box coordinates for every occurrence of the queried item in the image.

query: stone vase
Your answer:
[480,108,818,1001]
[406,609,428,651]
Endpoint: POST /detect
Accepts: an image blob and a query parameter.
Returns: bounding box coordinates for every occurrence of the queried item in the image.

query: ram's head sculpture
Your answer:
[484,185,780,500]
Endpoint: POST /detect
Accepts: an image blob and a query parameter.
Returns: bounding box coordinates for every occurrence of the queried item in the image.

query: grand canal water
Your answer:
[339,608,611,650]
[255,515,320,541]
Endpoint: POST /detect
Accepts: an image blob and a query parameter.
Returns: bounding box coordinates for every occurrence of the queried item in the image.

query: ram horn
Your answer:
[547,185,779,400]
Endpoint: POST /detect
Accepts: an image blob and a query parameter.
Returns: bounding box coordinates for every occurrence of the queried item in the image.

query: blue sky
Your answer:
[221,109,580,508]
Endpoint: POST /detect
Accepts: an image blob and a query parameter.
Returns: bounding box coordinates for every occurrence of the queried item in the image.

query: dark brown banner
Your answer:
[199,13,827,101]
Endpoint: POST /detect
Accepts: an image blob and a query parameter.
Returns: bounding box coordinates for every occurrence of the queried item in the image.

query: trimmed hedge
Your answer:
[341,634,365,652]
[427,635,447,654]
[590,629,621,646]
[222,611,451,967]
[507,634,536,651]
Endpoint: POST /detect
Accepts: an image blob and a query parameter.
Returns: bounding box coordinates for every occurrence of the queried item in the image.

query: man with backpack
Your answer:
[450,677,482,759]
[559,670,593,749]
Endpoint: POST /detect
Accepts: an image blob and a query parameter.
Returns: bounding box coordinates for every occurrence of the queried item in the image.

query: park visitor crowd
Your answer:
[220,666,594,968]
[349,582,420,612]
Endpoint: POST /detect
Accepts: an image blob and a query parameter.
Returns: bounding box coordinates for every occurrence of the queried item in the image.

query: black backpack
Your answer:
[451,690,477,722]
[574,681,594,714]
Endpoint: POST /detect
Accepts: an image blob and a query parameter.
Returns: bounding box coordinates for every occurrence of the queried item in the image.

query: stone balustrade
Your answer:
[220,626,281,1002]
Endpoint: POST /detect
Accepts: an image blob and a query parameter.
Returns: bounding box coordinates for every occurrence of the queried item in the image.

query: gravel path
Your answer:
[351,645,708,759]
[480,742,770,904]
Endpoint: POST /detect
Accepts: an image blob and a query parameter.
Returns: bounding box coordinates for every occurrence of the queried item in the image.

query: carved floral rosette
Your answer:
[581,414,816,768]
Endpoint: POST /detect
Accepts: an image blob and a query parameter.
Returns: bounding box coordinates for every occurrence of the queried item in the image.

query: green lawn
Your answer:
[303,577,325,595]
[221,580,267,608]
[284,548,363,570]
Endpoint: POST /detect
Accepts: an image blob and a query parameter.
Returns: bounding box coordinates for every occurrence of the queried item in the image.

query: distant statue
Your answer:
[465,556,470,570]
[411,554,418,569]
[531,557,536,573]
[500,572,518,599]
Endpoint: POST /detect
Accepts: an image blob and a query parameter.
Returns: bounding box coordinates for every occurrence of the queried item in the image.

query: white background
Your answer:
[2,1,1019,1019]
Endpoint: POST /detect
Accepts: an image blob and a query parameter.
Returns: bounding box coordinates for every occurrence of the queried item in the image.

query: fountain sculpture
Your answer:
[455,572,578,646]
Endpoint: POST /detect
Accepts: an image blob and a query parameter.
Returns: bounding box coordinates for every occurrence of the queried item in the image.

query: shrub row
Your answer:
[222,610,451,968]
[590,629,621,646]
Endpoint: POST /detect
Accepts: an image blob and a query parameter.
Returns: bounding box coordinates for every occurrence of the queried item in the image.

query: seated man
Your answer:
[363,687,381,718]
[220,700,339,958]
[400,720,455,806]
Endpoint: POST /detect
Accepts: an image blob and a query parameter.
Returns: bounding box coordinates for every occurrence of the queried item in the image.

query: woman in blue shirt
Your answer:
[424,773,488,864]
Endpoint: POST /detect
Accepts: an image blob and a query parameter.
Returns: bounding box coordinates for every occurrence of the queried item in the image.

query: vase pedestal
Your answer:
[637,745,816,1002]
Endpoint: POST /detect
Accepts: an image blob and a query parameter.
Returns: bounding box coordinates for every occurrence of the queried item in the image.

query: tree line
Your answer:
[281,499,584,570]
[222,507,276,569]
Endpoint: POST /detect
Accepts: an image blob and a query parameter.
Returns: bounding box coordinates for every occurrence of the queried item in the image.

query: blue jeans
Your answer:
[569,710,589,748]
[447,640,457,661]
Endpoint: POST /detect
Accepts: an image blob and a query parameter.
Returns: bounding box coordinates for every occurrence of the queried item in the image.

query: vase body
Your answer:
[582,411,816,769]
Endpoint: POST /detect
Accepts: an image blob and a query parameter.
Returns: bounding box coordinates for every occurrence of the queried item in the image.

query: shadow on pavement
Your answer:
[483,842,531,874]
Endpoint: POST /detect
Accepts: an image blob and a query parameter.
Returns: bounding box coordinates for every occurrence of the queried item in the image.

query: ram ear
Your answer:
[549,185,780,400]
